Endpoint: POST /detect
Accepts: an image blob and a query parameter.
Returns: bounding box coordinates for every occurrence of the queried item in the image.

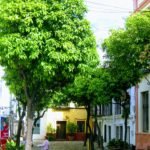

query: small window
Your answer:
[127,126,130,144]
[33,119,40,134]
[108,126,111,141]
[115,103,122,115]
[101,103,112,116]
[142,91,149,132]
[77,121,85,132]
[104,125,107,142]
[116,126,123,140]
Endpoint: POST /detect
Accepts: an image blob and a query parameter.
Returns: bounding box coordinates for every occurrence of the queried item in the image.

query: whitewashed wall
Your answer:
[98,86,136,147]
[0,67,11,115]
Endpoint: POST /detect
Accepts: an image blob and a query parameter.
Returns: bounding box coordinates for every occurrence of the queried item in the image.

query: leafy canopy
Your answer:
[65,67,112,106]
[0,0,98,106]
[102,11,150,92]
[0,0,99,149]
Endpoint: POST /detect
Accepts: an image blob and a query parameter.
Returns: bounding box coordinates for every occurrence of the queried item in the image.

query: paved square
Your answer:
[33,141,87,150]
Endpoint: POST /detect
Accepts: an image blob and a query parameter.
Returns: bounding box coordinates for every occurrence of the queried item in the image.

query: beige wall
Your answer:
[33,108,87,140]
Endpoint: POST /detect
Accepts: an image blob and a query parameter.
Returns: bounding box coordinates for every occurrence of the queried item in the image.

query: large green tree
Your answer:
[0,0,98,149]
[65,67,112,150]
[102,11,150,147]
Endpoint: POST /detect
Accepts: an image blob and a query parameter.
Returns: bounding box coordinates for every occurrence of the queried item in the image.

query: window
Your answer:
[116,126,123,140]
[142,91,149,132]
[108,126,111,141]
[97,105,101,116]
[104,125,107,142]
[115,103,122,115]
[90,106,95,116]
[98,122,102,135]
[77,121,85,132]
[33,119,40,134]
[127,126,130,144]
[101,103,112,116]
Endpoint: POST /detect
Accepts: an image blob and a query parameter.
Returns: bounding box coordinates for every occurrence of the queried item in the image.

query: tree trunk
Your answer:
[32,110,47,140]
[84,104,94,150]
[122,103,129,150]
[94,114,104,149]
[25,99,34,150]
[16,103,26,149]
[32,117,38,140]
[16,118,23,148]
[84,109,88,146]
[123,108,129,150]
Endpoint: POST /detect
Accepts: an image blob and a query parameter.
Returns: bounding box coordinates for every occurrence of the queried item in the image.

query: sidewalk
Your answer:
[32,141,87,150]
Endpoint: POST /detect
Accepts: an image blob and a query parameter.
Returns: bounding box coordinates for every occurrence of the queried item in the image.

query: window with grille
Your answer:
[104,125,107,142]
[142,91,149,132]
[77,121,85,133]
[115,103,122,115]
[108,126,111,141]
[116,126,123,140]
[33,119,40,134]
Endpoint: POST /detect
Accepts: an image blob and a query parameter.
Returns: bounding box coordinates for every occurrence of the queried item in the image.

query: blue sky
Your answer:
[85,0,133,60]
[85,0,133,40]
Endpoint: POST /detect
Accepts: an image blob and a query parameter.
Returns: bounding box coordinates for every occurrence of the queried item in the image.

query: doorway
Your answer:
[56,121,66,139]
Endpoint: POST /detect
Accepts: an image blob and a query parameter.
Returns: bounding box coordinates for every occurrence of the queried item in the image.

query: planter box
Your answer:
[108,148,121,150]
[66,134,75,141]
[74,133,85,141]
[46,133,56,141]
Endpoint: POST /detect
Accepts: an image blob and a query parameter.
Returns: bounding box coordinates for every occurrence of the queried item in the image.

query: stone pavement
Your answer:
[32,141,87,150]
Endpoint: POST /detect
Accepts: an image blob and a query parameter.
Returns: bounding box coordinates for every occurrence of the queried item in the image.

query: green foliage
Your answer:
[47,134,56,141]
[66,67,112,106]
[0,0,98,148]
[0,0,99,109]
[103,11,150,87]
[46,123,56,134]
[6,140,25,150]
[102,10,150,145]
[107,138,129,150]
[101,10,150,114]
[67,122,77,135]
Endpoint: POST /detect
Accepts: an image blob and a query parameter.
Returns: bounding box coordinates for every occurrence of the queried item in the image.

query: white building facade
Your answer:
[136,74,150,149]
[0,67,12,116]
[96,87,136,147]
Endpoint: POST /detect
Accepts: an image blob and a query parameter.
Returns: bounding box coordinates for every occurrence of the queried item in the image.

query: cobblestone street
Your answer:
[32,141,87,150]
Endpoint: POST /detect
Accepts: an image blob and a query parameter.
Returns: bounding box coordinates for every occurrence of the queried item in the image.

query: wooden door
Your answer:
[56,121,66,139]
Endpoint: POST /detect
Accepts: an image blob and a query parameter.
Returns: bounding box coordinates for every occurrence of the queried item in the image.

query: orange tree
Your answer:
[0,0,98,149]
[102,11,150,147]
[64,67,112,150]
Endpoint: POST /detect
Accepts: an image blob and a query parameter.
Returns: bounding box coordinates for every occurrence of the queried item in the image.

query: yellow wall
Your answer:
[33,107,91,140]
[46,108,87,131]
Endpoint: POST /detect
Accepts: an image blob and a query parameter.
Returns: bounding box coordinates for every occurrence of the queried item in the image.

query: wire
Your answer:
[86,5,131,12]
[87,9,132,14]
[87,7,132,13]
[86,0,132,11]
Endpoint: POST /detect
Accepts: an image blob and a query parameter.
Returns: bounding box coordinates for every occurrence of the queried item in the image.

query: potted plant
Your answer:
[46,123,56,141]
[107,138,129,150]
[66,122,77,140]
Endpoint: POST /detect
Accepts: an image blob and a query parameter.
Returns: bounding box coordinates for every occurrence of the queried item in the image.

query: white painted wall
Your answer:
[33,109,65,140]
[33,112,47,140]
[0,67,11,116]
[98,87,136,147]
[138,74,150,133]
